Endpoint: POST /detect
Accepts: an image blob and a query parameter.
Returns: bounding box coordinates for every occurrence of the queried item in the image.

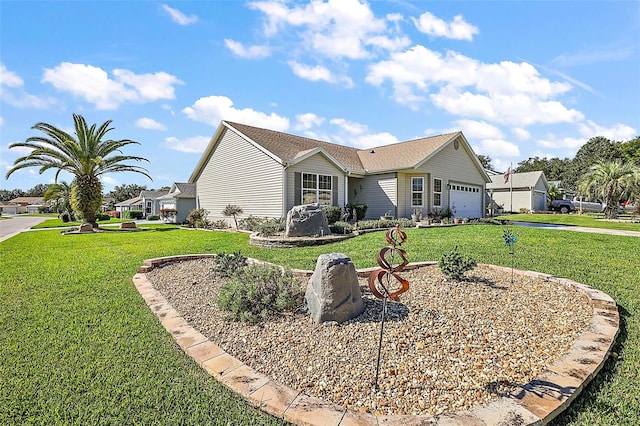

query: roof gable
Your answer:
[487,171,548,189]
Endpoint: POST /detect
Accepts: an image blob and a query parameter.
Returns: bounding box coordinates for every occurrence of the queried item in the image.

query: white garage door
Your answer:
[450,184,483,218]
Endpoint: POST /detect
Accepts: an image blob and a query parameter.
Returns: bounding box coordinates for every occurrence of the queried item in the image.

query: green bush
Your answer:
[346,203,368,221]
[123,210,144,220]
[330,221,354,234]
[186,208,210,228]
[210,219,230,229]
[216,264,303,323]
[213,252,247,278]
[147,214,160,220]
[256,221,285,236]
[96,213,111,221]
[60,211,71,222]
[438,246,477,280]
[322,205,341,224]
[357,218,415,230]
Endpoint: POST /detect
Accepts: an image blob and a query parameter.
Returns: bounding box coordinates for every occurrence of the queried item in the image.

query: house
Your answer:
[486,171,549,213]
[1,197,44,215]
[140,189,170,218]
[115,196,142,214]
[189,121,490,221]
[157,183,196,223]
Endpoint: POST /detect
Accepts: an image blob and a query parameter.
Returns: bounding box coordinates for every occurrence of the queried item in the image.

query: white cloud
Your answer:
[0,63,23,87]
[288,61,353,86]
[162,4,198,25]
[135,117,167,131]
[329,118,399,148]
[294,113,324,131]
[183,95,290,130]
[412,12,478,41]
[577,120,636,141]
[41,63,183,110]
[0,116,4,127]
[512,128,531,140]
[225,39,272,59]
[165,135,210,153]
[477,139,521,157]
[249,0,400,60]
[452,119,503,140]
[537,136,584,150]
[101,175,118,185]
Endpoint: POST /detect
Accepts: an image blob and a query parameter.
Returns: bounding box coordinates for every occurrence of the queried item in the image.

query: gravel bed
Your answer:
[146,258,592,416]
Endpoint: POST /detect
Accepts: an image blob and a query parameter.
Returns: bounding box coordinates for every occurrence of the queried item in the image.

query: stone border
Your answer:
[133,255,619,425]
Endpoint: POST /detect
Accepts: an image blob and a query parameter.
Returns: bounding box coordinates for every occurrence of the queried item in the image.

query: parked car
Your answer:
[572,197,605,213]
[550,199,575,214]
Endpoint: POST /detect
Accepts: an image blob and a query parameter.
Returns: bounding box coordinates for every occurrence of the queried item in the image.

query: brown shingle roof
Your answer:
[357,132,460,172]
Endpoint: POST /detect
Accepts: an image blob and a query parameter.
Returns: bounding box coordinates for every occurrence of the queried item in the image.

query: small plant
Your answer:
[123,210,144,220]
[322,205,341,224]
[186,208,210,228]
[60,211,71,223]
[222,204,243,228]
[210,219,230,229]
[96,213,111,221]
[216,264,303,323]
[438,246,477,280]
[147,214,160,220]
[329,221,354,234]
[346,202,368,221]
[213,251,247,278]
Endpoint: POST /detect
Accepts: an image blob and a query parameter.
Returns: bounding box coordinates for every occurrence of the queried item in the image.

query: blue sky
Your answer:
[1,0,638,192]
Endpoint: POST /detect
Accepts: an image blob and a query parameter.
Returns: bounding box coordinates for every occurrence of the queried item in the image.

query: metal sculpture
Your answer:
[503,228,519,283]
[368,225,410,389]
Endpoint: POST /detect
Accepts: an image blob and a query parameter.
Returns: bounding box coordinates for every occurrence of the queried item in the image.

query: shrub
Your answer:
[222,204,243,228]
[60,211,71,223]
[213,252,247,278]
[147,214,160,220]
[346,203,368,221]
[438,246,477,280]
[186,208,210,228]
[322,205,341,224]
[96,213,111,221]
[357,218,415,230]
[216,264,303,323]
[238,215,263,231]
[123,210,144,220]
[210,219,230,229]
[256,220,285,236]
[519,208,531,214]
[330,221,354,234]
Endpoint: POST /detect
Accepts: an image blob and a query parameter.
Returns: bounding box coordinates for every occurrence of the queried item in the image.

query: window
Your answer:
[302,173,333,205]
[411,177,423,207]
[433,178,442,207]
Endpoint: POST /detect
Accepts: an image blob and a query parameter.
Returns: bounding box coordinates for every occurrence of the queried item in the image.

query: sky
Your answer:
[1,0,639,192]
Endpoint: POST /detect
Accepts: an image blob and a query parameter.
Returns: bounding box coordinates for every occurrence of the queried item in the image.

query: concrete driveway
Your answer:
[0,215,51,242]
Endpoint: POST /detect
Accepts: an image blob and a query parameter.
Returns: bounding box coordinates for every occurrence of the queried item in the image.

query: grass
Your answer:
[1,225,638,425]
[32,217,132,229]
[497,213,640,231]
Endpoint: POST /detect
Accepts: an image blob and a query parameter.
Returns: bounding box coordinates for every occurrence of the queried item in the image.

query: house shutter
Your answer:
[294,172,301,205]
[332,176,339,206]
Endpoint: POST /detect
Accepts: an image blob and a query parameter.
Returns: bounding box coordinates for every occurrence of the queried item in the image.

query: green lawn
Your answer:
[32,217,133,229]
[498,213,640,231]
[1,225,638,425]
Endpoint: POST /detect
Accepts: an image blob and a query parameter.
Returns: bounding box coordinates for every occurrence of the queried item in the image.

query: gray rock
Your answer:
[305,253,364,324]
[78,223,94,232]
[285,204,331,238]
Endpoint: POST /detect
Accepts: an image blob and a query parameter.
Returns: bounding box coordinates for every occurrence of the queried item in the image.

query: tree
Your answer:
[620,136,640,166]
[222,204,243,229]
[546,184,564,208]
[5,114,151,228]
[477,155,496,172]
[515,156,572,183]
[577,160,640,219]
[26,183,50,197]
[43,181,73,218]
[0,188,26,202]
[108,183,148,203]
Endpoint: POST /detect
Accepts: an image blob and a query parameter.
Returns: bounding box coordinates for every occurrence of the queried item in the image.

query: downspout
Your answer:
[282,163,288,218]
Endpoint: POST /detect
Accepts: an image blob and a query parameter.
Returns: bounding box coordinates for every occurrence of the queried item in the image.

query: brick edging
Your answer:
[133,256,619,425]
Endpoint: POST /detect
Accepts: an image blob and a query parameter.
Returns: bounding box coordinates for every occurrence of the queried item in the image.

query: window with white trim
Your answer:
[411,177,423,207]
[433,178,442,207]
[302,173,332,205]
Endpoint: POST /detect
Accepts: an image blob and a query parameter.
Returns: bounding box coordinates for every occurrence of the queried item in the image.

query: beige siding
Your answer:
[353,173,397,219]
[398,173,429,218]
[490,190,531,212]
[286,153,345,211]
[418,140,486,213]
[196,128,284,219]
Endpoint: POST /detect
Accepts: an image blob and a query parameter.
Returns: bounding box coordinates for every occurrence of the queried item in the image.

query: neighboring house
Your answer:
[2,197,44,215]
[140,189,170,218]
[486,171,549,213]
[157,183,197,223]
[189,121,490,221]
[115,196,142,214]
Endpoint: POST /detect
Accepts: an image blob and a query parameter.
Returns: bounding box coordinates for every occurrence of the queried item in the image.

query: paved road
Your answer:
[0,215,50,242]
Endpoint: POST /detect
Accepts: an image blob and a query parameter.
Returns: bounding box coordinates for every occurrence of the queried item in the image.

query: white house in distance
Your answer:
[189,121,490,221]
[157,183,196,223]
[486,171,549,213]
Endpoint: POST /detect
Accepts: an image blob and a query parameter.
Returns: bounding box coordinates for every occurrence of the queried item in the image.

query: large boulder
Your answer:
[305,253,364,324]
[285,204,331,238]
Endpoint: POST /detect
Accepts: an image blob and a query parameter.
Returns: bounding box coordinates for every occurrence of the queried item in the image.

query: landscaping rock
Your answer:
[78,223,94,232]
[120,221,137,229]
[285,204,331,238]
[305,253,364,324]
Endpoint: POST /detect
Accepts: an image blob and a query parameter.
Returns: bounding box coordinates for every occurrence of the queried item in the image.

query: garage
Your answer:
[449,184,483,218]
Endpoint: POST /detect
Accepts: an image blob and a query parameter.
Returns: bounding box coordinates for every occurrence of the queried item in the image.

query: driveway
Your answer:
[0,215,50,242]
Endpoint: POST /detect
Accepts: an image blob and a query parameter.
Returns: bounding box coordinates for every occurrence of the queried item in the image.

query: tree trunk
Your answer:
[71,175,103,229]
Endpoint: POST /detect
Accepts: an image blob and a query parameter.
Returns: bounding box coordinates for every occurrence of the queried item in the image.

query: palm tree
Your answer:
[43,181,73,219]
[577,160,640,219]
[546,184,564,209]
[6,114,151,228]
